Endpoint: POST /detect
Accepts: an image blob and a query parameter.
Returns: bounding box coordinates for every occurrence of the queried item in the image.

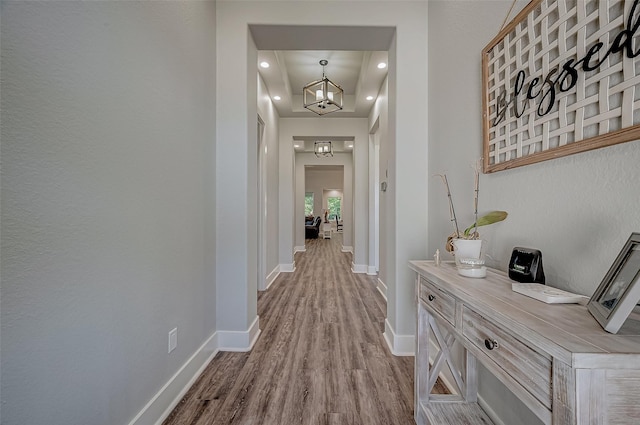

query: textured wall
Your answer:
[1,2,217,424]
[427,0,640,295]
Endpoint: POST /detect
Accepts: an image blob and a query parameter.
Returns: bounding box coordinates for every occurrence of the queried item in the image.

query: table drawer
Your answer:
[462,306,552,409]
[420,277,456,326]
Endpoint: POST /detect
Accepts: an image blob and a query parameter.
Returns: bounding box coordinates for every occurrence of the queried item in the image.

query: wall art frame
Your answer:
[588,232,640,334]
[482,0,640,173]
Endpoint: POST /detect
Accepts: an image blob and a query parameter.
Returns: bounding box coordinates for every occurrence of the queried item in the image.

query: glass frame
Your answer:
[587,233,640,334]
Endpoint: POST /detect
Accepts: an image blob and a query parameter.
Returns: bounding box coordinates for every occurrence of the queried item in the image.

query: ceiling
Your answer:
[257,50,388,120]
[258,50,387,155]
[292,136,355,155]
[252,25,394,155]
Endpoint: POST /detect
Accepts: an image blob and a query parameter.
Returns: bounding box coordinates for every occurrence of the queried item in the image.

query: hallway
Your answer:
[163,234,419,424]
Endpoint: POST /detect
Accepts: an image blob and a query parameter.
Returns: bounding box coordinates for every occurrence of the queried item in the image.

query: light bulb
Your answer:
[316,89,324,100]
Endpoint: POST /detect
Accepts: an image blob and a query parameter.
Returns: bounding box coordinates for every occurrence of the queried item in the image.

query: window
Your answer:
[305,192,314,216]
[327,197,341,220]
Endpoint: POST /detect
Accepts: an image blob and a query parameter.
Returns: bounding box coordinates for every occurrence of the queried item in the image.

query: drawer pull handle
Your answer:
[484,339,499,350]
[428,294,435,301]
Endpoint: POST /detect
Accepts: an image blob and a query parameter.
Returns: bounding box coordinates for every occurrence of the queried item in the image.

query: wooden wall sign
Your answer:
[482,0,640,173]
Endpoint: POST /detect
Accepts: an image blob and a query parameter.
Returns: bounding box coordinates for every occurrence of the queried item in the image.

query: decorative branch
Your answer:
[436,174,460,237]
[437,161,508,246]
[472,159,481,238]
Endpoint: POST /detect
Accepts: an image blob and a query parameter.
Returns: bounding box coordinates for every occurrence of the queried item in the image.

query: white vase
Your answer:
[452,238,483,260]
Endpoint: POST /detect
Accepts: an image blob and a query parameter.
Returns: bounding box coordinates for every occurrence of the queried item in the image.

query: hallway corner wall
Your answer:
[216,0,430,361]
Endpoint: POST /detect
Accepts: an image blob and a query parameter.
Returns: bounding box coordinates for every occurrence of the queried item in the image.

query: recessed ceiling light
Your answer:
[377,62,387,69]
[366,96,374,101]
[260,61,270,68]
[348,144,354,148]
[273,95,281,100]
[294,144,300,148]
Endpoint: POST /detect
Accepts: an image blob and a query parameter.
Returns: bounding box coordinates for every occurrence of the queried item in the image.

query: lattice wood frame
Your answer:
[482,0,640,173]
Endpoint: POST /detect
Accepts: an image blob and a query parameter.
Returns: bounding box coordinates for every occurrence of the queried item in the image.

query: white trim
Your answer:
[263,266,280,290]
[129,332,219,425]
[217,316,261,352]
[376,278,388,301]
[341,245,353,253]
[366,266,377,275]
[294,245,306,253]
[478,394,506,425]
[351,262,367,274]
[383,319,415,356]
[279,262,295,273]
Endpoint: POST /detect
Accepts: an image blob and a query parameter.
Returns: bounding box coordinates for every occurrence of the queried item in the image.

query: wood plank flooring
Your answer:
[163,233,443,425]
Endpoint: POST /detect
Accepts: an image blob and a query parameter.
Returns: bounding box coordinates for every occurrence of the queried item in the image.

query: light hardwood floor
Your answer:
[163,233,443,425]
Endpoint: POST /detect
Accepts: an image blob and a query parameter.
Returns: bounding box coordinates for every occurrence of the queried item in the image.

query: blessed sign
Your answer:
[482,0,640,173]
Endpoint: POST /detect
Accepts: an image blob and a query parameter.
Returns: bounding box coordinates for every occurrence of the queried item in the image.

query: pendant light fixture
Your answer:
[303,60,344,115]
[314,141,333,157]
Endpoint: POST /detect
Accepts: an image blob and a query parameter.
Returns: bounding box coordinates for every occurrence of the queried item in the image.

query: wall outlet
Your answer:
[168,327,177,353]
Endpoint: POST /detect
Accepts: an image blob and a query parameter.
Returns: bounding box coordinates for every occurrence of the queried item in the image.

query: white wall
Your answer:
[1,2,217,424]
[369,76,390,288]
[257,74,280,284]
[427,0,640,423]
[215,4,260,339]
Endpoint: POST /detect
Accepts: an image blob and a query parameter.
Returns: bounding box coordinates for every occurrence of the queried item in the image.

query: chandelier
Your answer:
[314,141,333,157]
[303,60,344,116]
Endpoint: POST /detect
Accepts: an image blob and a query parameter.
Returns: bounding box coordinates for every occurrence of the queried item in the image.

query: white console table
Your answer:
[409,260,640,425]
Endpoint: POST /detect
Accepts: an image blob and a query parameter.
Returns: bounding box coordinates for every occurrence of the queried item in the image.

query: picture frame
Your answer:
[588,232,640,334]
[482,0,640,173]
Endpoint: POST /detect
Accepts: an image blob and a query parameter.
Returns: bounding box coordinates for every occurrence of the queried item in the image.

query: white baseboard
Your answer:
[383,319,415,356]
[130,317,262,425]
[341,245,353,253]
[294,245,306,253]
[366,266,377,275]
[264,266,280,290]
[217,315,261,352]
[279,262,295,273]
[129,332,219,425]
[376,278,387,301]
[351,262,367,274]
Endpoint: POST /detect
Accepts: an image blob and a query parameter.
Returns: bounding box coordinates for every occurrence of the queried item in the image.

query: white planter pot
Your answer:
[452,238,486,278]
[452,238,483,260]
